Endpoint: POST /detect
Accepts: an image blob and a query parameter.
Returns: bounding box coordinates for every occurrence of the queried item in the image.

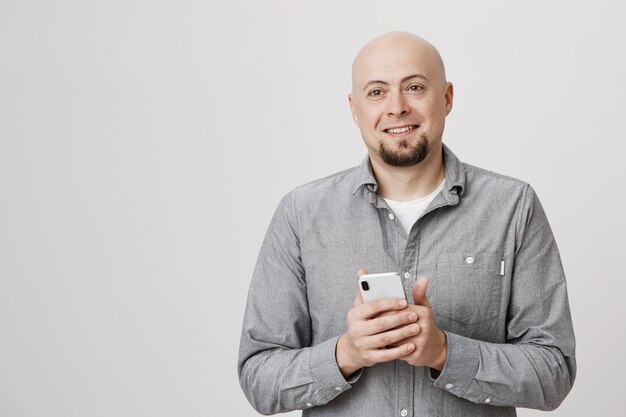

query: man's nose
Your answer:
[387,92,410,118]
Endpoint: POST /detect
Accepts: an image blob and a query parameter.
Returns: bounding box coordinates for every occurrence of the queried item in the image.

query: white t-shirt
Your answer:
[383,179,446,235]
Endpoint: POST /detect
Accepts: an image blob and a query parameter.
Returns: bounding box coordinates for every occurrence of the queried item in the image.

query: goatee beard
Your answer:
[379,136,430,167]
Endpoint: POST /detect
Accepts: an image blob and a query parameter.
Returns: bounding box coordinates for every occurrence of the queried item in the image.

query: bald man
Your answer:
[238,32,576,417]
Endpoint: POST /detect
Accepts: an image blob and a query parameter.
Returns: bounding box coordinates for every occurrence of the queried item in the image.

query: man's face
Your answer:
[349,37,453,168]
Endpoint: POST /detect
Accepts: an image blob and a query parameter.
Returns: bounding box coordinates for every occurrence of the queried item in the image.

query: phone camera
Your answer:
[361,281,369,291]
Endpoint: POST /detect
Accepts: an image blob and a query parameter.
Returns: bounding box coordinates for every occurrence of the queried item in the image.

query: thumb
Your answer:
[412,276,431,307]
[357,268,369,277]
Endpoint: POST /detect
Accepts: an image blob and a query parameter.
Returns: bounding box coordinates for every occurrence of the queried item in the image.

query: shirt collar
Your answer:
[441,143,465,197]
[350,143,466,198]
[350,156,378,195]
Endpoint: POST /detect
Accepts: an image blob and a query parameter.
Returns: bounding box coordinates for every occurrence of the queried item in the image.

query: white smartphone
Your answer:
[358,272,407,303]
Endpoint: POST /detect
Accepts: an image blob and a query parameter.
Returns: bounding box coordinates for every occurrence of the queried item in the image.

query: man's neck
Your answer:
[370,145,445,202]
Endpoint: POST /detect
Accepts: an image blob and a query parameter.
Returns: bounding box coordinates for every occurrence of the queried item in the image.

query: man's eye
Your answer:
[408,84,423,92]
[368,89,383,97]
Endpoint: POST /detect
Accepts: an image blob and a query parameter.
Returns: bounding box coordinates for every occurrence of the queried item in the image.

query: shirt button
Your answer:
[388,213,395,220]
[465,256,474,264]
[485,398,491,403]
[445,383,453,389]
[403,272,410,279]
[306,402,312,407]
[400,409,408,417]
[334,386,342,391]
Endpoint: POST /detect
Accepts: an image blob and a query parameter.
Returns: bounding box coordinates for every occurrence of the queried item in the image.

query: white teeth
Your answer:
[387,126,413,133]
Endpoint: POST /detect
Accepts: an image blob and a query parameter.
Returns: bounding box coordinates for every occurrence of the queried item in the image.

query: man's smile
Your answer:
[383,124,419,136]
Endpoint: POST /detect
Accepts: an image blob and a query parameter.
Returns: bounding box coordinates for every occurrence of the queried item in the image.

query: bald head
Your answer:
[351,32,447,93]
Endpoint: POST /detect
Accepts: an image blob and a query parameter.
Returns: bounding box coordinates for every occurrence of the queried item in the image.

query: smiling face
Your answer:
[349,33,453,168]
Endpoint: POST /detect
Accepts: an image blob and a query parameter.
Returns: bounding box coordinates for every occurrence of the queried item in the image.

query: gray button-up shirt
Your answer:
[238,145,576,416]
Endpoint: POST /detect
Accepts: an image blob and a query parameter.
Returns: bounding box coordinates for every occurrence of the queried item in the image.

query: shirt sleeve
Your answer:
[237,191,359,415]
[432,185,576,410]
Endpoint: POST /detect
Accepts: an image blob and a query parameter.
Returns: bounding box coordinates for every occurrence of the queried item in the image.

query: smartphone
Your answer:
[358,272,407,303]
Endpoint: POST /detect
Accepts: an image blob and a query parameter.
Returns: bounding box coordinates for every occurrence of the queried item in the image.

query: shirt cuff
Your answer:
[431,331,480,397]
[308,335,362,404]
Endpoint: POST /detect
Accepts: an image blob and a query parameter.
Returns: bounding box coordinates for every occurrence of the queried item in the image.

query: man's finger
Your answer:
[368,342,415,363]
[360,323,421,349]
[354,268,370,306]
[362,310,418,336]
[353,297,408,320]
[412,276,431,307]
[354,291,364,307]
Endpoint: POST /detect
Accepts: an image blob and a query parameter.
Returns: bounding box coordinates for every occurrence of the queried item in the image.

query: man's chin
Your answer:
[381,156,424,168]
[379,140,429,167]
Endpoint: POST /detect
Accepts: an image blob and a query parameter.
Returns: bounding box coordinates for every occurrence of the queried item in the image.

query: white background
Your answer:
[1,1,625,416]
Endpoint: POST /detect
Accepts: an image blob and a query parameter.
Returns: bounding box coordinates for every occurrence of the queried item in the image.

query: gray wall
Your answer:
[1,1,624,416]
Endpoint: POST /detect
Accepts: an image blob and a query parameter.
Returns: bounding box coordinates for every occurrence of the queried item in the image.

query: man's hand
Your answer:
[335,269,420,378]
[394,276,448,371]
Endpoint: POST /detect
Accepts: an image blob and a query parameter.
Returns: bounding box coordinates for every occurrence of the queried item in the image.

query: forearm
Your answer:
[238,335,355,415]
[433,331,576,410]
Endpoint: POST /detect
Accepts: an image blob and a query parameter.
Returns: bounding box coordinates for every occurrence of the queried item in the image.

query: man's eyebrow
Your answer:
[362,74,430,92]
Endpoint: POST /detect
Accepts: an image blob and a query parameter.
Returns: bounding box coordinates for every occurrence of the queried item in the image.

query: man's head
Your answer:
[349,32,453,168]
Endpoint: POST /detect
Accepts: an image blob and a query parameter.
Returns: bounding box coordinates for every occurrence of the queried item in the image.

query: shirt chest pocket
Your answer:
[434,252,503,325]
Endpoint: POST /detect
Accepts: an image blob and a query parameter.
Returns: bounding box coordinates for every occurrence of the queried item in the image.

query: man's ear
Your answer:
[348,94,359,127]
[444,82,454,116]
